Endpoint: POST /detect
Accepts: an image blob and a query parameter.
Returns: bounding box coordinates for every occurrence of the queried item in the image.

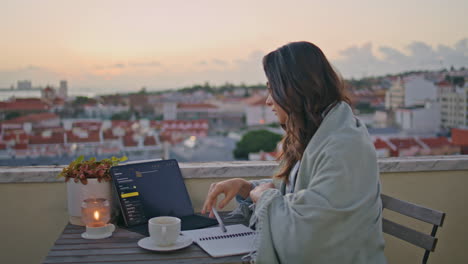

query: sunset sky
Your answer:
[1,0,467,93]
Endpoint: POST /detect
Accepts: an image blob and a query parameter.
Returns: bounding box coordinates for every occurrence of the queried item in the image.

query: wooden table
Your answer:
[43,214,250,264]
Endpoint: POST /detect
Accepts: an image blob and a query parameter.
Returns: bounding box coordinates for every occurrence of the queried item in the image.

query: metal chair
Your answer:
[381,194,446,264]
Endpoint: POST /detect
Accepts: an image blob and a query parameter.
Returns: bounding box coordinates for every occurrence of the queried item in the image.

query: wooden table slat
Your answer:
[51,242,144,250]
[60,232,144,239]
[44,256,247,264]
[43,252,244,263]
[54,238,142,245]
[48,245,204,256]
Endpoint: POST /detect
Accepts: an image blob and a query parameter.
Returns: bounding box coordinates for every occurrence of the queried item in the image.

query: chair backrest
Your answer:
[381,194,446,264]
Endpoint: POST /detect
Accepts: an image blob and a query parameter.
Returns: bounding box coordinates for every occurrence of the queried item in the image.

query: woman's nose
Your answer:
[266,94,273,106]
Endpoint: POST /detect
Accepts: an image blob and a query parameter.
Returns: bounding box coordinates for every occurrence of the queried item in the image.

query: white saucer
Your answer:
[138,235,193,252]
[81,231,113,239]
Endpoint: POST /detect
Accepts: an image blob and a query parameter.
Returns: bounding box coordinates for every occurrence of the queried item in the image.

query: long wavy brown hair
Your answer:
[263,41,350,183]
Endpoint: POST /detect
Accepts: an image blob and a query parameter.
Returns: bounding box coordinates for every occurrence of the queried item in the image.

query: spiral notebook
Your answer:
[181,224,256,258]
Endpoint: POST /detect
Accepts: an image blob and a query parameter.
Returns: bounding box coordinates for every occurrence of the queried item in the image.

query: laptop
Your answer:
[110,159,217,235]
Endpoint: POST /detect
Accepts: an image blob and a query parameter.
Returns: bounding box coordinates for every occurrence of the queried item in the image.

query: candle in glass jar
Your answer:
[81,198,110,228]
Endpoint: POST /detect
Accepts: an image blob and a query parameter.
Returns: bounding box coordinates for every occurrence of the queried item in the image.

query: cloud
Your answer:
[130,61,162,67]
[196,59,228,67]
[212,59,227,66]
[333,38,468,78]
[22,65,42,71]
[95,63,126,70]
[2,38,467,93]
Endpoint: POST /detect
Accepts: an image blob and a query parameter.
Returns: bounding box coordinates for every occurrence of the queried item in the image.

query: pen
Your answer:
[211,207,227,233]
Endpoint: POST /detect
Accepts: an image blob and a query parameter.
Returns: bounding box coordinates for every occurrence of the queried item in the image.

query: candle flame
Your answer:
[94,210,100,221]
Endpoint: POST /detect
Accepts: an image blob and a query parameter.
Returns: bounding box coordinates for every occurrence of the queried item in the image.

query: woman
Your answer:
[202,41,386,263]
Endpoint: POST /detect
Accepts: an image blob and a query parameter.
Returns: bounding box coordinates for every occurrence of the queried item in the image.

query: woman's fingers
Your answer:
[202,183,222,214]
[218,191,236,209]
[202,179,246,215]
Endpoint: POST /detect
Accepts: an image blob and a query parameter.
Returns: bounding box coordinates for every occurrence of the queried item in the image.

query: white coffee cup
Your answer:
[148,216,181,246]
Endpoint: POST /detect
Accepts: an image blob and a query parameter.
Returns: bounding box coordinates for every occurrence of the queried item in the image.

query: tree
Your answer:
[233,130,282,160]
[73,96,92,106]
[138,87,147,94]
[5,111,21,120]
[111,111,133,120]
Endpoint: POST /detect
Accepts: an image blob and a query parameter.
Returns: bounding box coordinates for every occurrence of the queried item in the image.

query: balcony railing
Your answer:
[1,155,467,263]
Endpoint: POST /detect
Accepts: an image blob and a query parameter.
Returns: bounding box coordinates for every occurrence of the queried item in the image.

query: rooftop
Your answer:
[3,112,59,124]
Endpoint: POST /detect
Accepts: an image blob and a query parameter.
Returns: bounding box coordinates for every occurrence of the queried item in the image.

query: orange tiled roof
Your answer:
[162,128,208,133]
[5,113,59,124]
[374,138,392,149]
[436,80,452,87]
[103,129,119,140]
[0,100,50,111]
[53,98,65,105]
[29,132,65,145]
[73,121,102,128]
[111,120,137,127]
[11,98,44,103]
[161,120,208,126]
[389,138,421,149]
[123,135,138,147]
[66,131,100,143]
[420,137,454,148]
[13,143,28,150]
[144,136,157,146]
[177,103,218,109]
[3,132,28,142]
[128,94,149,106]
[452,128,468,146]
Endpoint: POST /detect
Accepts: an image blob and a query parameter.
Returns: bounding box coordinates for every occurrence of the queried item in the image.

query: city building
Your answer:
[158,120,209,144]
[176,103,219,120]
[451,128,468,154]
[82,103,130,119]
[385,75,438,109]
[41,86,57,101]
[59,80,68,99]
[440,85,468,129]
[394,102,441,134]
[17,80,32,90]
[245,96,277,126]
[372,136,459,157]
[0,98,51,120]
[2,112,61,131]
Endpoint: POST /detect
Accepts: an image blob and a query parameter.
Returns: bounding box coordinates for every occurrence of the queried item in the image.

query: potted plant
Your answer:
[58,155,127,225]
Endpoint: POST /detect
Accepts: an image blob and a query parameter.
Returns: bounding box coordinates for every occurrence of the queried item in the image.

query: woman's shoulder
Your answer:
[308,103,369,144]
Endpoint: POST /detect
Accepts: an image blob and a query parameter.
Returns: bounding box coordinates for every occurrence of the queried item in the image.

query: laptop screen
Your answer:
[110,159,195,226]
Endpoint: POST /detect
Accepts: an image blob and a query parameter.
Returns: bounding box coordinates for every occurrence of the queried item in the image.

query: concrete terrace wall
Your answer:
[0,156,467,263]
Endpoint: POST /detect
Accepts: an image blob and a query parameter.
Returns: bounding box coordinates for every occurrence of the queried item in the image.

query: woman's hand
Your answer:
[201,178,252,217]
[250,182,275,203]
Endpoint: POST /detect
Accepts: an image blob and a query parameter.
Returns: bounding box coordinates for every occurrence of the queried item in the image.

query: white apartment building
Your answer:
[440,85,468,129]
[59,80,68,99]
[394,102,441,134]
[385,76,438,109]
[245,96,277,126]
